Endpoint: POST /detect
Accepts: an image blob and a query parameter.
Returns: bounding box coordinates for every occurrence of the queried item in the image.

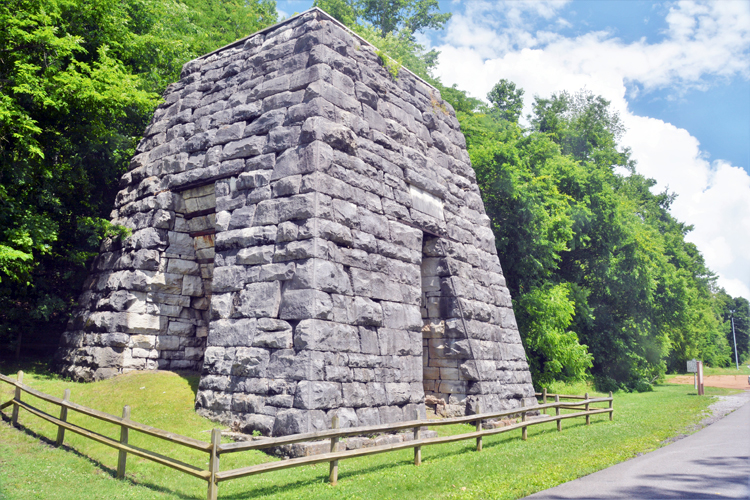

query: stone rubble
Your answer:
[55,8,536,437]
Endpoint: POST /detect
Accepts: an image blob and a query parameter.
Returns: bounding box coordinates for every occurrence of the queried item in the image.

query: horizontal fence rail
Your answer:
[0,371,613,499]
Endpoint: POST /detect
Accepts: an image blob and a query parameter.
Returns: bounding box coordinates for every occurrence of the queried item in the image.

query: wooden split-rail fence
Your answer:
[0,371,614,499]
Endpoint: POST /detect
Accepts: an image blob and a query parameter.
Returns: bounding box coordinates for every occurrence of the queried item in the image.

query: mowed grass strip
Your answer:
[0,363,738,500]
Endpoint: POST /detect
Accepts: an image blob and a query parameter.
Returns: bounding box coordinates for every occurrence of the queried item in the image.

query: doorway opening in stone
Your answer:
[160,182,216,371]
[420,234,470,419]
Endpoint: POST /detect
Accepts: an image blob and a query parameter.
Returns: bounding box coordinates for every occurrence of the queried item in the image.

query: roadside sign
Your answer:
[687,359,697,373]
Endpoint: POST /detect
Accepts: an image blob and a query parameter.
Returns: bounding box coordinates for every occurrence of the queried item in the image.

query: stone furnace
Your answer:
[56,8,536,436]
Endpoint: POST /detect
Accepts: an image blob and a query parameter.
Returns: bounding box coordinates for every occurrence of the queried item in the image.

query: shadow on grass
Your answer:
[219,454,445,499]
[175,371,201,397]
[0,356,60,382]
[0,410,205,500]
[219,420,614,499]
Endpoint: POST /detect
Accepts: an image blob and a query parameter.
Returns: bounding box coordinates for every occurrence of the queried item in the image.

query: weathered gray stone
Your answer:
[222,135,265,160]
[279,289,333,320]
[208,318,256,347]
[57,8,535,440]
[293,380,342,409]
[231,347,270,377]
[236,245,274,265]
[288,259,351,294]
[294,319,360,352]
[237,281,282,318]
[253,322,293,349]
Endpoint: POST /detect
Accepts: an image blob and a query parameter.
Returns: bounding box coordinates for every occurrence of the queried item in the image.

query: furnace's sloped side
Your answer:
[56,8,535,436]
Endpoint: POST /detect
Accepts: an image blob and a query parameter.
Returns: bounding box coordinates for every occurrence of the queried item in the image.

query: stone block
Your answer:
[231,347,270,377]
[293,380,342,410]
[288,259,351,294]
[342,382,369,407]
[168,320,195,337]
[253,325,293,349]
[381,302,422,331]
[259,262,296,281]
[273,408,313,436]
[378,405,403,424]
[232,393,264,413]
[237,281,282,318]
[294,319,360,352]
[210,293,234,319]
[155,335,181,350]
[132,347,159,359]
[130,335,156,349]
[208,318,256,347]
[123,313,163,334]
[240,414,275,436]
[267,349,324,380]
[182,275,204,296]
[352,297,383,326]
[358,326,379,355]
[236,245,274,265]
[384,382,411,405]
[211,266,246,292]
[300,117,357,154]
[215,226,277,249]
[280,288,333,320]
[228,205,256,229]
[222,136,265,160]
[356,406,380,426]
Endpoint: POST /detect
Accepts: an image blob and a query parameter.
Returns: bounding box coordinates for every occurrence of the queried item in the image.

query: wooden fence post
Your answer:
[56,389,71,447]
[413,425,421,466]
[609,391,613,421]
[585,392,590,426]
[117,405,131,479]
[207,428,221,500]
[555,395,561,432]
[11,371,23,427]
[329,414,339,486]
[475,401,482,452]
[542,388,547,415]
[521,399,527,441]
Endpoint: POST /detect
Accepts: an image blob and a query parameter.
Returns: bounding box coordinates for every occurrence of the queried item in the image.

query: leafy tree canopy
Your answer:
[461,83,737,390]
[487,79,524,123]
[0,0,276,357]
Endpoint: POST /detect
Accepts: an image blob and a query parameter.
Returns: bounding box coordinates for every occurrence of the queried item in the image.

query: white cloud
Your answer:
[433,0,750,300]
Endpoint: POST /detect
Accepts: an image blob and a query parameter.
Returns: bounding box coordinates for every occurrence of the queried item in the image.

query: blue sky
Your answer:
[276,1,750,299]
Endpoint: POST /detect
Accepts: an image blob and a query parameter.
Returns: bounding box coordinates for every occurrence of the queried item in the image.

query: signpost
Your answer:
[687,359,703,395]
[687,359,697,390]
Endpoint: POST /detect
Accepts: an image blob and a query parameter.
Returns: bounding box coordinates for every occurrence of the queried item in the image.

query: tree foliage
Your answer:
[313,0,449,81]
[0,0,276,356]
[1,0,741,397]
[487,79,524,123]
[456,84,739,390]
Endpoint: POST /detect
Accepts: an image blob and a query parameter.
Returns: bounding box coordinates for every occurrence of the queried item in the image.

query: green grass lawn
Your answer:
[0,360,739,500]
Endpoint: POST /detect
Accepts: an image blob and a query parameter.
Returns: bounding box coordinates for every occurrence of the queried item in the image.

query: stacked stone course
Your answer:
[56,8,535,437]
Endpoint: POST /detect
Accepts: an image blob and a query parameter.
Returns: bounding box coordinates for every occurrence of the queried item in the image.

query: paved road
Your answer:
[525,397,750,499]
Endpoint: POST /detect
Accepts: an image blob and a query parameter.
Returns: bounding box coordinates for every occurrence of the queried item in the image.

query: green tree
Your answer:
[357,0,450,38]
[313,0,358,26]
[487,79,524,123]
[462,82,732,389]
[313,0,449,81]
[0,0,276,357]
[716,291,750,365]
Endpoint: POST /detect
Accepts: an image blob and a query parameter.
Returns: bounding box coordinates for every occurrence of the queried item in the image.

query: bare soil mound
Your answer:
[671,375,750,390]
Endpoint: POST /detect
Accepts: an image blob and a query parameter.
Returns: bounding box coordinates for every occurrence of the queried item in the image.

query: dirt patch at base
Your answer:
[670,374,750,390]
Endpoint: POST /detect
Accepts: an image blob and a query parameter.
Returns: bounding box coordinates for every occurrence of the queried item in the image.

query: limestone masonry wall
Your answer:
[55,8,535,436]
